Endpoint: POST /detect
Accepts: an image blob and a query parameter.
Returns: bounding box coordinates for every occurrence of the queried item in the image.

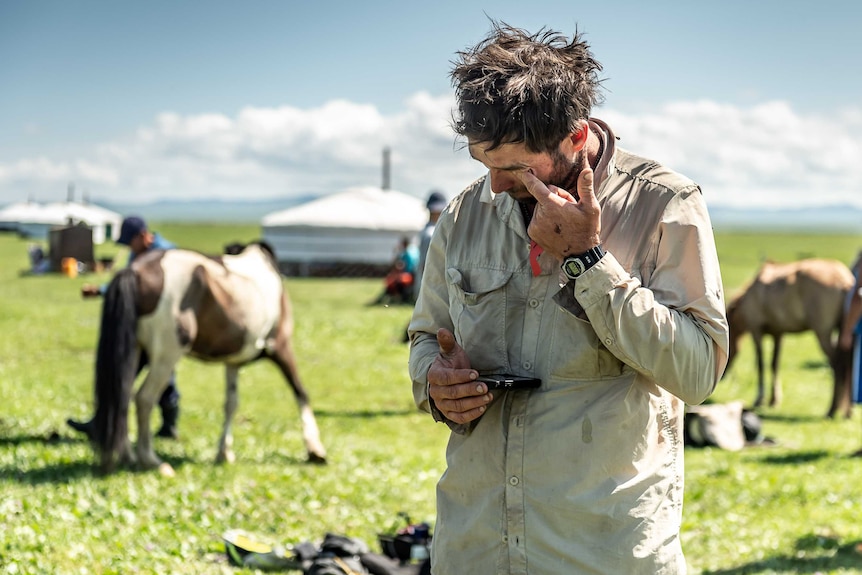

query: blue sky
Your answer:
[1,0,860,208]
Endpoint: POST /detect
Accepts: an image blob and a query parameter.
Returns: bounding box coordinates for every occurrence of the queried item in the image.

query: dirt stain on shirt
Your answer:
[582,417,593,443]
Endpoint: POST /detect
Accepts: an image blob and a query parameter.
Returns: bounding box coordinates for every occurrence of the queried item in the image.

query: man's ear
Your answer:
[561,122,590,157]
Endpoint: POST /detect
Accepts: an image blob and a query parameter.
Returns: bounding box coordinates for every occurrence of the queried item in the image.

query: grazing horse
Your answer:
[92,241,327,474]
[724,258,854,418]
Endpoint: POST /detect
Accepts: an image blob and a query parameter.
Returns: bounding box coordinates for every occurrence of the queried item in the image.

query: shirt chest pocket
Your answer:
[446,268,512,372]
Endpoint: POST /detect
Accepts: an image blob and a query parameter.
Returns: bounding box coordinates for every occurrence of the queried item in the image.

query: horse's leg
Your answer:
[270,332,327,463]
[134,359,177,470]
[752,332,766,408]
[216,366,239,464]
[770,334,783,407]
[811,326,850,419]
[115,349,145,469]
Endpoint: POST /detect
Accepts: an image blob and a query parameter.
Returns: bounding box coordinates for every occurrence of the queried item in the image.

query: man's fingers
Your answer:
[549,185,577,203]
[517,170,553,204]
[433,378,488,398]
[430,367,480,387]
[432,387,493,423]
[442,404,488,425]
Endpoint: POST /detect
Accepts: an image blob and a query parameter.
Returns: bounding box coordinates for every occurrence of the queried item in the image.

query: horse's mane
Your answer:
[223,240,276,261]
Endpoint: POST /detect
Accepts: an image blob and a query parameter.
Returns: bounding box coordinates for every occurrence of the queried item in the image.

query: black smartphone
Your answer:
[476,374,541,390]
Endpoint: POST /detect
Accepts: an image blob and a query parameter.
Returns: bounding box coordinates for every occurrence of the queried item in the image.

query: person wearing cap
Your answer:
[68,215,182,439]
[413,190,447,303]
[79,216,175,297]
[840,250,862,455]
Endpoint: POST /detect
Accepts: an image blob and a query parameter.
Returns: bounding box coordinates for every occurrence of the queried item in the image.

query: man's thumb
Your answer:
[578,167,595,203]
[436,327,457,355]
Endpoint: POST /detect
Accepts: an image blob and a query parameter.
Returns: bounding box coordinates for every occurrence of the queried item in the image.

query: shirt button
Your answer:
[509,476,520,486]
[502,535,508,543]
[523,361,532,370]
[528,298,540,308]
[604,338,613,346]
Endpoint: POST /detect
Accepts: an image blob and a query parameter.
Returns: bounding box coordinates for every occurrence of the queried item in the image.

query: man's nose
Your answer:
[489,169,514,194]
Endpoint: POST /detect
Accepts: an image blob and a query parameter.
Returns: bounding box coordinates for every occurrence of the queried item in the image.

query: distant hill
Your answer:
[87,196,862,233]
[708,204,862,232]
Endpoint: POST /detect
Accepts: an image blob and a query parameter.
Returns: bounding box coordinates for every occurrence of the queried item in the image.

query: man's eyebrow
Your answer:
[467,149,529,171]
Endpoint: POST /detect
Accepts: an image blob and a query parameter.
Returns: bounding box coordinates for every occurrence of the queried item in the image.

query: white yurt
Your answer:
[261,186,427,276]
[0,202,45,232]
[45,201,123,244]
[2,201,122,244]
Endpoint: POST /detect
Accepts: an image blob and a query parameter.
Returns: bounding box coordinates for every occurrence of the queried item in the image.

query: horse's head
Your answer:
[223,242,246,256]
[223,241,279,273]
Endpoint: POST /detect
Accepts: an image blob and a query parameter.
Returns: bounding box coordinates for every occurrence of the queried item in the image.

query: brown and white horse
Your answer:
[91,241,327,474]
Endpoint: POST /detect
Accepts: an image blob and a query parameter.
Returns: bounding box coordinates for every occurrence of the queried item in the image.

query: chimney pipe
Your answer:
[382,147,391,190]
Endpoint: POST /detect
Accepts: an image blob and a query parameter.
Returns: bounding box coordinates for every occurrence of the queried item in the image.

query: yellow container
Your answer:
[61,257,78,278]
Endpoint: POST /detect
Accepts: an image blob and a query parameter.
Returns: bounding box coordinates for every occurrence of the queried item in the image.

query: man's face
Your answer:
[128,232,150,255]
[468,138,585,202]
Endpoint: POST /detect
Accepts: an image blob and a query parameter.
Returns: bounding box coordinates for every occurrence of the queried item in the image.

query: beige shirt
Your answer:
[407,120,729,575]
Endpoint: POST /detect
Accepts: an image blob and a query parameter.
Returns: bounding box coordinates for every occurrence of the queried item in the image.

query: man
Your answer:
[402,191,448,342]
[407,23,728,574]
[840,251,862,455]
[413,190,447,303]
[371,236,420,305]
[67,215,182,439]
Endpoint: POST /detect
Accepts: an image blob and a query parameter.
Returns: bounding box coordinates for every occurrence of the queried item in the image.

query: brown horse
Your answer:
[725,258,854,418]
[92,241,327,474]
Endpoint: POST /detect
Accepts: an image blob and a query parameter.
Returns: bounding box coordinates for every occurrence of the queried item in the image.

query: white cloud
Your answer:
[1,96,860,209]
[602,100,862,208]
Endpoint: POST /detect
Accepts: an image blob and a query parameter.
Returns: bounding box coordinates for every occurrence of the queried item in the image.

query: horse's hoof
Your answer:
[215,451,235,465]
[118,451,137,467]
[307,452,327,465]
[136,454,164,471]
[158,462,176,477]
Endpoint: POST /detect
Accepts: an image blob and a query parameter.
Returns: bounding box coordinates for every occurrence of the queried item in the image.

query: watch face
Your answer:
[563,257,586,278]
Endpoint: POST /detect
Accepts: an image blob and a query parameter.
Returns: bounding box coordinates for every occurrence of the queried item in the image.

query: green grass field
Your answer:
[1,225,862,574]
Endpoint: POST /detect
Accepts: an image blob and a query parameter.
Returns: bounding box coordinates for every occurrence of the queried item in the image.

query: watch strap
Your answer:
[575,245,605,269]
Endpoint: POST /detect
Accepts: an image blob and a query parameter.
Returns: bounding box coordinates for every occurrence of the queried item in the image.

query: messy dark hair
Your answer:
[450,21,604,153]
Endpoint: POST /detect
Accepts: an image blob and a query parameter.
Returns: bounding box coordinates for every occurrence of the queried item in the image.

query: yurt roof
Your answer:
[0,201,46,223]
[44,202,122,223]
[262,186,427,231]
[0,201,121,226]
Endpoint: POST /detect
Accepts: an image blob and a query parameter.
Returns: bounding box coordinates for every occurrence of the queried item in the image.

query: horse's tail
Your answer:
[93,268,139,472]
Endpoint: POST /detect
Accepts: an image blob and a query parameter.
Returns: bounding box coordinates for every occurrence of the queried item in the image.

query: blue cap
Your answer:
[117,216,147,245]
[426,191,447,213]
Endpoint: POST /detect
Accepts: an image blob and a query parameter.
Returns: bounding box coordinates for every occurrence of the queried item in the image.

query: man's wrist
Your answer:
[561,245,606,280]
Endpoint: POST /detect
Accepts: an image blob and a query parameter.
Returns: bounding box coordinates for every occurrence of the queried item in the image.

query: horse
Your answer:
[91,241,327,474]
[724,258,854,418]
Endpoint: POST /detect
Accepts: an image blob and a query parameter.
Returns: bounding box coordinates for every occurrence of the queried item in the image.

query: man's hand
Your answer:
[81,284,101,298]
[517,166,602,260]
[428,328,491,424]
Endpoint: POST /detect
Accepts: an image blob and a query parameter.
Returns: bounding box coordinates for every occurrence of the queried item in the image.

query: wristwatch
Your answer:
[561,245,606,280]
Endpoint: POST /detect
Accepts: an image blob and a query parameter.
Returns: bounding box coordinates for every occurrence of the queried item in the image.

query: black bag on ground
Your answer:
[305,533,369,575]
